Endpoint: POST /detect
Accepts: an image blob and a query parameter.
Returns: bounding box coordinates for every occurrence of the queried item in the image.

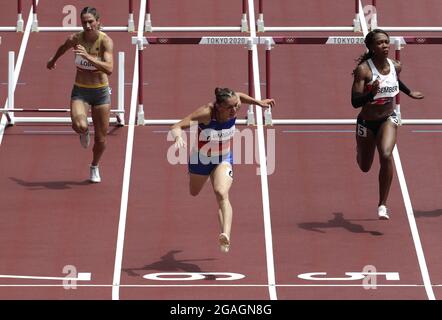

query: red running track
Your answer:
[0,0,441,300]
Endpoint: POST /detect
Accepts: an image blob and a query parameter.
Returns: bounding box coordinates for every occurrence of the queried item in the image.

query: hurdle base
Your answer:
[241,14,248,33]
[145,14,152,32]
[31,16,39,32]
[128,15,135,32]
[264,109,272,126]
[247,108,255,126]
[257,14,265,33]
[17,15,24,32]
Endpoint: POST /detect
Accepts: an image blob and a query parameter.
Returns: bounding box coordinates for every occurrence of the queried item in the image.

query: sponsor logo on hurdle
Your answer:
[200,37,249,45]
[326,37,365,45]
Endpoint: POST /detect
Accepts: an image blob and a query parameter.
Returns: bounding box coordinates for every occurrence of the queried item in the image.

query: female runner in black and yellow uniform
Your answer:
[47,7,113,183]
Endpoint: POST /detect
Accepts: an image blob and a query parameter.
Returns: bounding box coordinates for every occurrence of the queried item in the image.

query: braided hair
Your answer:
[353,29,389,75]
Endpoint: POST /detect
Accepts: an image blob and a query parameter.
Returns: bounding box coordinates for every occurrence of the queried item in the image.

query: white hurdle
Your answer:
[256,0,362,33]
[261,35,442,125]
[0,51,126,126]
[131,36,258,126]
[144,0,249,33]
[0,0,135,32]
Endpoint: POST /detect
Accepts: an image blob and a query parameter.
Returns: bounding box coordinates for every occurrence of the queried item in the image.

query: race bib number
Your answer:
[389,115,399,126]
[357,124,368,137]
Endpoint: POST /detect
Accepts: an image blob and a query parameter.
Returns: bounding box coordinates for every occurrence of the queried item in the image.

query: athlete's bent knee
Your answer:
[72,120,88,133]
[214,188,229,201]
[357,159,372,173]
[379,150,393,163]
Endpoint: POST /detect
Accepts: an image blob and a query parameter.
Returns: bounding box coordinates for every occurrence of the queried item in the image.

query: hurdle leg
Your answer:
[241,0,248,32]
[247,39,255,126]
[17,0,24,32]
[395,38,402,126]
[371,0,378,30]
[264,38,272,126]
[8,51,15,125]
[353,0,361,32]
[257,0,265,32]
[137,40,145,125]
[117,52,125,126]
[31,0,38,32]
[145,0,152,32]
[128,0,135,32]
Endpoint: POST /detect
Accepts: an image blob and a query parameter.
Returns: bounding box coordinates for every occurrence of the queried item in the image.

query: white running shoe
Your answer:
[79,129,90,148]
[89,165,101,183]
[378,205,390,220]
[219,233,230,253]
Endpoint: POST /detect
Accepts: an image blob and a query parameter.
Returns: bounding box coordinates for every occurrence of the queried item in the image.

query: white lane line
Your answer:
[282,130,354,133]
[248,0,277,301]
[0,273,91,281]
[111,0,147,301]
[412,130,442,133]
[392,147,436,300]
[358,0,435,300]
[0,2,37,146]
[0,283,438,288]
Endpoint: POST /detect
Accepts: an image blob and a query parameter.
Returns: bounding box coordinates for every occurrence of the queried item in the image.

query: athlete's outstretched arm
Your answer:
[170,105,212,148]
[393,60,424,99]
[236,92,275,108]
[47,34,77,70]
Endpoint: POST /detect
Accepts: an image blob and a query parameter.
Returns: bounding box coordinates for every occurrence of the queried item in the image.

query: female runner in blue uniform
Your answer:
[351,29,424,220]
[47,7,113,183]
[171,88,275,252]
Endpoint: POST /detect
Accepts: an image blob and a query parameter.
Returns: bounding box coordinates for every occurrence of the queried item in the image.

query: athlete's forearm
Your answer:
[351,91,375,108]
[51,44,70,63]
[398,79,411,96]
[84,55,113,75]
[237,92,260,106]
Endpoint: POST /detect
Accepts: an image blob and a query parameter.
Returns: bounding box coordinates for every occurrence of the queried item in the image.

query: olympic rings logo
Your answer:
[159,38,169,44]
[415,37,426,44]
[285,38,295,43]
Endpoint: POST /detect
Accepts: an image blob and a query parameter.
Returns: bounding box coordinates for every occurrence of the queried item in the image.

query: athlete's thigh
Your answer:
[189,173,210,195]
[376,119,398,155]
[70,99,89,120]
[91,104,111,138]
[210,162,233,194]
[356,122,377,167]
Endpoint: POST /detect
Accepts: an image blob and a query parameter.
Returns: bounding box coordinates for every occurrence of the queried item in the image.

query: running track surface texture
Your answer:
[0,0,441,300]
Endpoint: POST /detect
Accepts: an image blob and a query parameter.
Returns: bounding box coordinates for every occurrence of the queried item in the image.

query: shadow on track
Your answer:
[9,177,91,190]
[298,212,383,236]
[122,250,217,280]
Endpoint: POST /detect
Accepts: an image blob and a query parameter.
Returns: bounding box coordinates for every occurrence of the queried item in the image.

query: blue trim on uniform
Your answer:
[188,150,233,176]
[188,115,236,176]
